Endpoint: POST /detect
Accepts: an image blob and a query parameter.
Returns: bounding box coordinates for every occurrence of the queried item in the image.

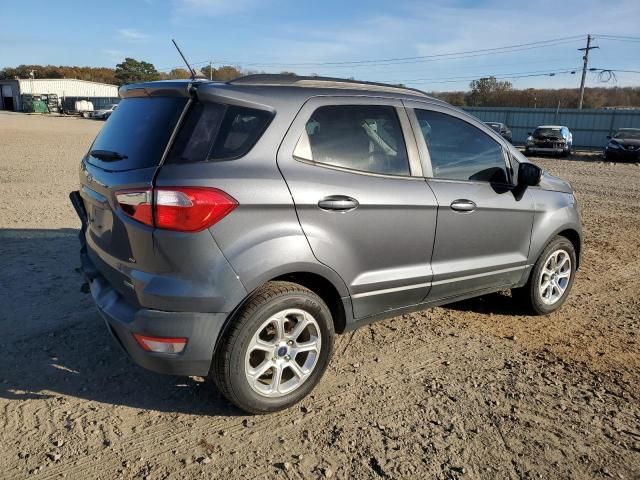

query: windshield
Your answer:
[613,129,640,140]
[533,128,563,138]
[87,96,187,171]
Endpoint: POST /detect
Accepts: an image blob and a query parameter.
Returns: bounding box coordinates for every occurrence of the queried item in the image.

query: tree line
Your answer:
[430,76,640,109]
[0,58,245,86]
[1,61,639,108]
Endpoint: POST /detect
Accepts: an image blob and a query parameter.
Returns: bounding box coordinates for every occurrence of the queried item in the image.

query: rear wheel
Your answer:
[512,236,576,315]
[210,281,334,414]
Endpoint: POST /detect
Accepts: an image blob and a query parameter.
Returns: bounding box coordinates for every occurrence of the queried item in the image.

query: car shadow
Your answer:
[441,291,533,317]
[0,228,241,416]
[0,228,531,415]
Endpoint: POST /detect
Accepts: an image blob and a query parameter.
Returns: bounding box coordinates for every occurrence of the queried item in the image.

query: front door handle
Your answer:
[450,199,477,212]
[318,195,359,212]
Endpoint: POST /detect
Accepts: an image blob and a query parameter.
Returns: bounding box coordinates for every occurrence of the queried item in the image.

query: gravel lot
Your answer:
[1,111,639,479]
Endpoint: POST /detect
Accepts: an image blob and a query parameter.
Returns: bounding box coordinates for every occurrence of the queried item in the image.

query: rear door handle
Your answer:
[318,195,359,212]
[450,199,477,212]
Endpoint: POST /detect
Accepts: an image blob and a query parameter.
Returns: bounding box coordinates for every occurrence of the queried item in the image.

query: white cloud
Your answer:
[251,0,640,89]
[165,0,639,89]
[173,0,264,17]
[117,28,149,42]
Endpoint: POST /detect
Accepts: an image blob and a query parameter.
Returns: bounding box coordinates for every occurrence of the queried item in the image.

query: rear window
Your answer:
[533,127,562,138]
[167,102,273,164]
[87,96,187,171]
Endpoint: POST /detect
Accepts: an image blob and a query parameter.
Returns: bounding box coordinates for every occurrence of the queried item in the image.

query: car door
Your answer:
[277,97,438,319]
[404,101,535,301]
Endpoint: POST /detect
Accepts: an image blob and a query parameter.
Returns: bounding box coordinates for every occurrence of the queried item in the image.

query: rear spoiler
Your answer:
[118,79,214,99]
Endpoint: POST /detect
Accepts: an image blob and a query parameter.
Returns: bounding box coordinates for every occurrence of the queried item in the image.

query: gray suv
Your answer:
[70,75,582,414]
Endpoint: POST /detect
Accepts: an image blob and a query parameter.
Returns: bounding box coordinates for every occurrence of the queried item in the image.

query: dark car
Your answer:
[604,128,640,162]
[485,122,512,143]
[70,75,582,414]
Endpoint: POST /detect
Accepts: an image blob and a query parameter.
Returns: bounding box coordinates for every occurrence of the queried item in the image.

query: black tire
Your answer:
[210,281,335,414]
[512,236,577,315]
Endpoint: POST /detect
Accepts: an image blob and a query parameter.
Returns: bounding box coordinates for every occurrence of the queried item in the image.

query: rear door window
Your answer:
[414,109,509,183]
[294,104,410,176]
[87,96,188,171]
[167,102,273,163]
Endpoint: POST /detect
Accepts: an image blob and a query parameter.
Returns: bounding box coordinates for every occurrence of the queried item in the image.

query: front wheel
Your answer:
[210,281,335,414]
[512,236,576,315]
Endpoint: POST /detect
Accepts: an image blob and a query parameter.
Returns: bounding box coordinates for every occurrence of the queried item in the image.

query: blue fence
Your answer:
[462,107,640,149]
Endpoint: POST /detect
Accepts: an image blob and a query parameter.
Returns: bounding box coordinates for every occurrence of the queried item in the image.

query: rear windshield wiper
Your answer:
[90,149,128,161]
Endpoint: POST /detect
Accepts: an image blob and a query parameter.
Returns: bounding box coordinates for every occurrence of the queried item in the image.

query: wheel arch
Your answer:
[213,267,350,358]
[557,228,581,269]
[272,271,347,334]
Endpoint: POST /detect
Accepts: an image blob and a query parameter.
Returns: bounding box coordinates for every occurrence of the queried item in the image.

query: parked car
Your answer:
[485,121,512,143]
[604,128,640,162]
[70,75,582,414]
[91,103,118,120]
[525,125,573,156]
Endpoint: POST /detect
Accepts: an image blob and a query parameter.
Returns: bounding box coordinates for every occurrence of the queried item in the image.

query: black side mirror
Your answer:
[606,135,611,139]
[518,162,542,187]
[527,132,532,136]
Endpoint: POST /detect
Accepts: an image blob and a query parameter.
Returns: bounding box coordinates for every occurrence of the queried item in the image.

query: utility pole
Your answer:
[209,61,212,81]
[578,34,599,109]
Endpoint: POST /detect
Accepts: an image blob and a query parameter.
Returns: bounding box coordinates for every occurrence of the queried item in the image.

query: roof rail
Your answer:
[227,74,431,98]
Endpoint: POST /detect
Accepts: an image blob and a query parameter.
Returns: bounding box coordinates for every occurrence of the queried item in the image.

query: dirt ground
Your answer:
[0,111,639,480]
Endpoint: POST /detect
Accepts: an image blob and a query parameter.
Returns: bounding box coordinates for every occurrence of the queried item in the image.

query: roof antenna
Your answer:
[172,39,196,79]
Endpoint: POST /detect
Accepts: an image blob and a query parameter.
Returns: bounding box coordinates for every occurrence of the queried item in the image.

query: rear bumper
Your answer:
[526,146,565,154]
[83,249,228,376]
[70,190,231,376]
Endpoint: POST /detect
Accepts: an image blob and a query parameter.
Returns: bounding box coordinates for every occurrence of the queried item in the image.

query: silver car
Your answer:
[70,75,582,413]
[90,103,118,120]
[525,125,574,156]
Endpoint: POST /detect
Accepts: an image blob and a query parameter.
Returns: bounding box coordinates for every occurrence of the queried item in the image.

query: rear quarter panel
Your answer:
[155,159,350,300]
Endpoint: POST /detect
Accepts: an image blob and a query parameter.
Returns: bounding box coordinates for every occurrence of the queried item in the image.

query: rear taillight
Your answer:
[133,333,187,354]
[115,187,237,232]
[115,190,154,226]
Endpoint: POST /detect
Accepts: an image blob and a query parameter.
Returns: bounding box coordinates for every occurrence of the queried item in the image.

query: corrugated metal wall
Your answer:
[463,107,640,148]
[17,79,118,98]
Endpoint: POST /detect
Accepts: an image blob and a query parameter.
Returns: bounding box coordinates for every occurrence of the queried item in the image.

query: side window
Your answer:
[167,102,273,164]
[209,105,273,159]
[414,109,509,183]
[294,104,410,176]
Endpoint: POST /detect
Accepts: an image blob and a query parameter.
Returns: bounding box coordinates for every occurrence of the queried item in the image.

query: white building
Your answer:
[0,78,119,111]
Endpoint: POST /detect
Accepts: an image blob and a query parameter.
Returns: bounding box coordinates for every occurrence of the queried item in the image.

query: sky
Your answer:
[1,0,639,91]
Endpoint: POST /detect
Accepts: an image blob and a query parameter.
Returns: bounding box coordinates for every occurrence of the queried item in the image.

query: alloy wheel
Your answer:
[538,249,572,305]
[244,309,322,398]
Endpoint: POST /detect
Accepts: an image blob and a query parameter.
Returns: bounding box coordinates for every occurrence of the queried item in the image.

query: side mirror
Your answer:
[606,135,611,139]
[518,162,542,187]
[527,132,532,136]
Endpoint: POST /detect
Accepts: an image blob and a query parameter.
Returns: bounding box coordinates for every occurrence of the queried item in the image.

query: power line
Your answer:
[230,36,586,68]
[407,69,582,85]
[595,34,640,42]
[394,67,639,88]
[590,68,640,74]
[155,35,585,72]
[375,67,582,84]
